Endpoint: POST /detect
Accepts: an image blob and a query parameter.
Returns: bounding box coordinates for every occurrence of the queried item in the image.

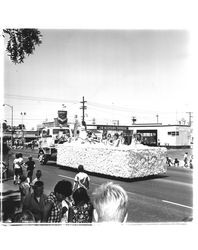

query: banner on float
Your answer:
[58,110,67,125]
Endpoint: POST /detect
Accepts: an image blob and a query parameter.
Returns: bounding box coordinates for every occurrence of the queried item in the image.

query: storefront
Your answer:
[87,123,192,148]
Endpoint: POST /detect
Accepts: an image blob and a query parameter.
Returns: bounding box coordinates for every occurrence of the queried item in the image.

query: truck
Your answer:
[38,126,72,165]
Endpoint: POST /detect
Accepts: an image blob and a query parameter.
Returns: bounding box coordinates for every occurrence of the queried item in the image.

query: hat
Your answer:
[28,155,32,159]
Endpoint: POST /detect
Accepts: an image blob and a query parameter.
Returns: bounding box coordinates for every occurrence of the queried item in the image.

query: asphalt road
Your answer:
[4,148,193,223]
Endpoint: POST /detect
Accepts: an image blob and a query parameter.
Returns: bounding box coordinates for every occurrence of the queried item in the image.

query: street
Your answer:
[2,148,193,223]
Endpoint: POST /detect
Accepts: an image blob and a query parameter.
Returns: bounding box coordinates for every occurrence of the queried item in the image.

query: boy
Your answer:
[73,165,90,191]
[13,153,23,184]
[25,156,35,184]
[32,170,42,186]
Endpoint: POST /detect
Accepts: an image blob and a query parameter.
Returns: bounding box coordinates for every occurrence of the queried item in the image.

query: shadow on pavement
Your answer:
[58,164,169,183]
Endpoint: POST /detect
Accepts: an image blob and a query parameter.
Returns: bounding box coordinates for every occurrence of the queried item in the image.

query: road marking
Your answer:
[162,200,193,209]
[152,178,192,188]
[58,174,74,181]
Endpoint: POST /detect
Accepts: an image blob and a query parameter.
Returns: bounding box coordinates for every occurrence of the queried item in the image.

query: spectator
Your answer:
[61,196,73,223]
[166,157,173,167]
[184,152,188,167]
[32,170,42,186]
[23,181,47,222]
[68,187,93,223]
[73,165,90,191]
[92,182,128,223]
[19,175,30,204]
[18,153,24,175]
[43,180,73,223]
[14,210,36,223]
[174,158,179,167]
[2,196,17,223]
[2,138,10,179]
[189,155,193,169]
[13,153,23,184]
[25,156,35,184]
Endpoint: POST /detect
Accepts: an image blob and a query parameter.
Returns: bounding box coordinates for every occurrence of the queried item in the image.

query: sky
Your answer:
[3,29,194,129]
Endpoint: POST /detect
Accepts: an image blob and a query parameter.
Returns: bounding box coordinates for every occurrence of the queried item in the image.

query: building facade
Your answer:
[86,123,192,148]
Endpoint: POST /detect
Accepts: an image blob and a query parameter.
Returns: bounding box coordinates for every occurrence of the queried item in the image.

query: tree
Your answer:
[3,29,42,64]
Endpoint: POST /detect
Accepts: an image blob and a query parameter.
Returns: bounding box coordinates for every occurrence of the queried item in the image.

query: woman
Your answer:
[68,187,93,223]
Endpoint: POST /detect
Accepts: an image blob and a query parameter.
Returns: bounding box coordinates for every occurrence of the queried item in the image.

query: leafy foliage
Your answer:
[3,29,42,63]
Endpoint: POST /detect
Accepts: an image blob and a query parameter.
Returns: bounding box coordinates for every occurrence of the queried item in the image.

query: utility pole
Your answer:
[80,96,87,123]
[186,112,193,126]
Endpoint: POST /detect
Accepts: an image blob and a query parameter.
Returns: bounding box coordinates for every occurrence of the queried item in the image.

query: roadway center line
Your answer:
[58,174,193,209]
[162,200,193,209]
[152,178,192,188]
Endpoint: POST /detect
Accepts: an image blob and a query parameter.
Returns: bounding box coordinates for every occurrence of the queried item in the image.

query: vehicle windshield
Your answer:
[52,129,70,135]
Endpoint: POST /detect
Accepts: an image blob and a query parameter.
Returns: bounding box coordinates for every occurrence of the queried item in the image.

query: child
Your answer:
[189,155,193,169]
[174,158,179,167]
[25,156,35,184]
[31,170,42,186]
[184,152,188,167]
[19,175,30,204]
[13,153,23,184]
[73,165,90,191]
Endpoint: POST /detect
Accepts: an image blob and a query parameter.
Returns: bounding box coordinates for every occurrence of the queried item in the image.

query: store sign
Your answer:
[58,110,67,124]
[97,125,129,131]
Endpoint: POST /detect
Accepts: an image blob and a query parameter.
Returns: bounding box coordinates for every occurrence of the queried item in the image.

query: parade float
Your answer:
[57,134,167,179]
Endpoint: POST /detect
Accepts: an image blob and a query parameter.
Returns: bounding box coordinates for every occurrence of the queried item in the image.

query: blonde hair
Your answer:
[92,182,128,222]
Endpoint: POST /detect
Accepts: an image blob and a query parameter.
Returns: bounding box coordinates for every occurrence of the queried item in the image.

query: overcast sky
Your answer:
[4,29,192,129]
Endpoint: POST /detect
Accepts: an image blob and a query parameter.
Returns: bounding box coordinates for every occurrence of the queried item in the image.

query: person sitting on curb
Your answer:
[92,182,128,223]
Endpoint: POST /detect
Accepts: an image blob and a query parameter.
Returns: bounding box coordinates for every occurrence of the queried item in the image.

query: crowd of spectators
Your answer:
[2,163,129,225]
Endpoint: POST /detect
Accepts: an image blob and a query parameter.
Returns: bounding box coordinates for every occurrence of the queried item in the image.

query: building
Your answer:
[86,123,192,148]
[3,130,39,143]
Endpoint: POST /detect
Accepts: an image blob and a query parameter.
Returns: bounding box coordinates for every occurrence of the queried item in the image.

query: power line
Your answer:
[5,94,79,104]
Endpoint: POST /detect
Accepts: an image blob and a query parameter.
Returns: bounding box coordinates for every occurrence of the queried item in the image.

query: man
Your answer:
[25,156,35,184]
[73,165,90,191]
[92,182,128,223]
[43,180,73,223]
[22,181,47,222]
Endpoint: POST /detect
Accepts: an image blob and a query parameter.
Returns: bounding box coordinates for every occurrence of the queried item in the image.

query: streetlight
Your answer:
[20,112,26,143]
[3,103,14,146]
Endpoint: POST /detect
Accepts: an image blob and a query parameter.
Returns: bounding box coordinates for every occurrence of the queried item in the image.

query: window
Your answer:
[53,129,70,135]
[168,131,179,136]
